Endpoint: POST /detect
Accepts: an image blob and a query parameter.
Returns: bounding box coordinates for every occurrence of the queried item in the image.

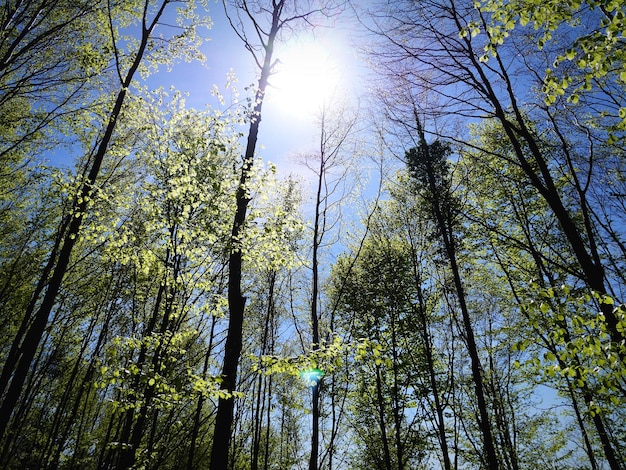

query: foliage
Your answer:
[477,0,626,128]
[1,0,626,468]
[517,286,626,414]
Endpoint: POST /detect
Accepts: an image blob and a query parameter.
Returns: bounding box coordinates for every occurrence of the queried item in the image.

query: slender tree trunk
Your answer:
[411,122,500,469]
[252,272,275,470]
[118,246,181,470]
[263,373,272,470]
[487,353,519,470]
[310,383,321,470]
[48,284,116,468]
[445,241,498,470]
[555,330,622,470]
[389,316,404,469]
[0,217,68,399]
[187,315,217,470]
[405,213,453,470]
[375,365,393,470]
[97,403,119,469]
[413,274,452,470]
[309,124,325,470]
[209,10,280,467]
[42,271,120,467]
[116,278,167,469]
[566,381,600,470]
[307,104,357,470]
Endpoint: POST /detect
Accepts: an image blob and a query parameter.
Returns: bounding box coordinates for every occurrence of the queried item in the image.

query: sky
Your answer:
[147,2,367,180]
[44,1,367,180]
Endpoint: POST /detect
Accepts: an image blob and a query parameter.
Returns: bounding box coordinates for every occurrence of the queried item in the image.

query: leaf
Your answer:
[601,295,615,305]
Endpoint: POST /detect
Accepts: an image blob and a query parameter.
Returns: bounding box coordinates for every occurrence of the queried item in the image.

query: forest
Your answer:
[1,0,625,469]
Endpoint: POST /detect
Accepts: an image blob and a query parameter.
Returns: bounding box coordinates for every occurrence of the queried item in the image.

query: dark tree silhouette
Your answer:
[406,122,500,470]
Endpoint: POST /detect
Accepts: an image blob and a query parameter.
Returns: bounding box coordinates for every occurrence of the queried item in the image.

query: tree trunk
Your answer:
[413,277,452,470]
[187,315,217,470]
[375,366,393,470]
[411,122,500,469]
[209,8,279,467]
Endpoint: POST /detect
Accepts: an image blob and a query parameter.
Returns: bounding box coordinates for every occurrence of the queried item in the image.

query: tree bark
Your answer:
[209,4,281,467]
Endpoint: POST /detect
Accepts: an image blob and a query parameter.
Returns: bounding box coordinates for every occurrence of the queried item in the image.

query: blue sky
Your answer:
[44,2,366,176]
[146,2,367,178]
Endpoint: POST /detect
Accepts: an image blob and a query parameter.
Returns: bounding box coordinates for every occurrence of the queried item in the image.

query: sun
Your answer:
[268,37,343,116]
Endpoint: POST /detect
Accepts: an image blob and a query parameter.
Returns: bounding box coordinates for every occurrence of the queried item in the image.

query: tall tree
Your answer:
[459,117,625,468]
[210,1,339,467]
[303,102,359,470]
[406,123,500,469]
[0,0,209,448]
[332,233,432,470]
[388,181,454,470]
[363,0,626,347]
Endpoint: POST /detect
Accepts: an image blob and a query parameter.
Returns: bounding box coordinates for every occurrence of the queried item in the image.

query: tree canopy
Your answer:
[0,0,625,469]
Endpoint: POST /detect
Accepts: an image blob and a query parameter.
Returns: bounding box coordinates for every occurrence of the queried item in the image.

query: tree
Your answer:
[99,91,240,469]
[405,125,501,469]
[459,117,625,468]
[302,102,360,470]
[363,0,625,367]
[0,1,211,445]
[210,1,340,467]
[233,173,305,470]
[332,233,433,470]
[3,0,625,466]
[386,179,454,470]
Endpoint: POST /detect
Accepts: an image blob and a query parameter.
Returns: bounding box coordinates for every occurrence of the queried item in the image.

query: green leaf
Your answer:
[601,295,615,305]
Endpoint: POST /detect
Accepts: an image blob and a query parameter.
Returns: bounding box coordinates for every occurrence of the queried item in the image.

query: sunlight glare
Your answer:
[269,38,343,116]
